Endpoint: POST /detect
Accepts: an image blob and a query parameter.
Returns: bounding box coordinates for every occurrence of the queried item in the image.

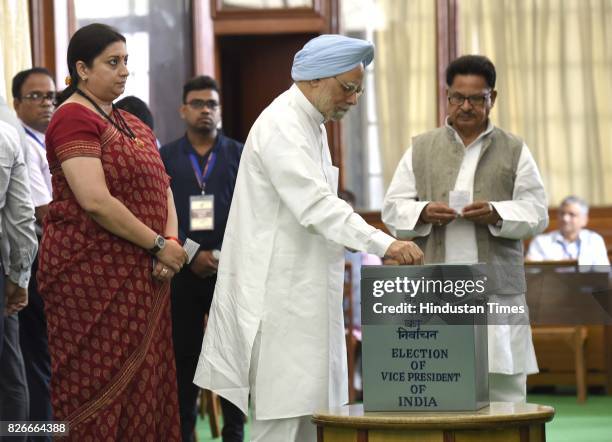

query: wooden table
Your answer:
[312,402,555,442]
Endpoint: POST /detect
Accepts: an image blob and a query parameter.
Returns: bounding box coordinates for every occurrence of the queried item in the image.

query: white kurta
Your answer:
[194,84,394,419]
[22,124,52,208]
[382,120,548,374]
[22,124,52,235]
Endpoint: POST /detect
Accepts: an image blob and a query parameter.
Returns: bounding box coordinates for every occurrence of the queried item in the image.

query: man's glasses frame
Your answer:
[20,91,56,103]
[333,76,364,97]
[185,99,220,110]
[447,91,491,107]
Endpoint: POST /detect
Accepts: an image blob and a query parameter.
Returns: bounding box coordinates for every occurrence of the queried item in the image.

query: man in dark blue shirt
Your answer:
[160,76,244,442]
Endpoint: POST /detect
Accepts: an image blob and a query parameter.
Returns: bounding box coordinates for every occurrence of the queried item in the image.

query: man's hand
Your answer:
[5,279,28,315]
[462,200,501,226]
[190,250,219,279]
[383,240,424,265]
[420,202,458,227]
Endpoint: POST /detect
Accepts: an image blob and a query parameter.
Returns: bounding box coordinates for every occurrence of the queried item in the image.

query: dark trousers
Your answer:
[18,254,53,441]
[1,268,5,359]
[171,269,244,442]
[0,312,29,442]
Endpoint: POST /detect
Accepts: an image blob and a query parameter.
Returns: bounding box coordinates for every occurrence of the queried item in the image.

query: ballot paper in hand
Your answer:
[449,190,471,213]
[183,238,200,264]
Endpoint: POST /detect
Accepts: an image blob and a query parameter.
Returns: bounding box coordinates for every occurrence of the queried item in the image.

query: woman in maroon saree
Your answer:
[38,24,186,441]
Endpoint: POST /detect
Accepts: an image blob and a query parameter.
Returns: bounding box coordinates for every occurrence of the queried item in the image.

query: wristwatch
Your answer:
[148,234,166,255]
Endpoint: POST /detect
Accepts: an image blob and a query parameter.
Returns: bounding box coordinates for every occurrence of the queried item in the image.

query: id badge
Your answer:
[190,195,214,231]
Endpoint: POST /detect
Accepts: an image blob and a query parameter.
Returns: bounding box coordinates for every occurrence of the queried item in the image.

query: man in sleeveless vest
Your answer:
[382,55,549,402]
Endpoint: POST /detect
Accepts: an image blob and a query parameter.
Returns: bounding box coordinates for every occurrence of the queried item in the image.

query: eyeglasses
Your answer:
[21,91,56,103]
[186,99,219,110]
[448,92,491,107]
[333,77,364,97]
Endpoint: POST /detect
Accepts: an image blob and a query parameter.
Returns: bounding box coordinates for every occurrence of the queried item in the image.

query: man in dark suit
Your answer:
[160,75,244,442]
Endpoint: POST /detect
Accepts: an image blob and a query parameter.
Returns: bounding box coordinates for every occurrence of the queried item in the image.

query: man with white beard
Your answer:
[194,34,423,442]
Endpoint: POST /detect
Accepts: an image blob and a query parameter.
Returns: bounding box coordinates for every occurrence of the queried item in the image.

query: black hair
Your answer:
[11,67,53,99]
[56,23,126,105]
[445,55,496,89]
[182,75,220,103]
[115,96,154,130]
[560,195,589,215]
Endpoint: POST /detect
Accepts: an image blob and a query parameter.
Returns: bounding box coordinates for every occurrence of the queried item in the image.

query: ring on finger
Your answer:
[161,267,168,276]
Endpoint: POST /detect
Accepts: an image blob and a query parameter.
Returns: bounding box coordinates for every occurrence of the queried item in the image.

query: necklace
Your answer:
[75,89,144,148]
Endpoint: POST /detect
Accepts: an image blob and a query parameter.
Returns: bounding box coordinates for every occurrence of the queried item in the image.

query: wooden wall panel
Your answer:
[206,0,341,165]
[435,0,458,126]
[29,0,56,73]
[217,33,316,143]
[193,0,215,76]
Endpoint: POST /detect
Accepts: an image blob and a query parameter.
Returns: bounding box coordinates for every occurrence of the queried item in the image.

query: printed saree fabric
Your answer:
[38,103,181,441]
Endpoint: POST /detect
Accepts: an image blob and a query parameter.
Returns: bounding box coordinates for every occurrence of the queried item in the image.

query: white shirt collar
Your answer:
[552,229,585,245]
[290,83,325,126]
[445,117,494,147]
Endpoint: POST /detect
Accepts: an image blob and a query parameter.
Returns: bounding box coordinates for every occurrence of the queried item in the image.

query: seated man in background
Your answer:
[527,195,610,266]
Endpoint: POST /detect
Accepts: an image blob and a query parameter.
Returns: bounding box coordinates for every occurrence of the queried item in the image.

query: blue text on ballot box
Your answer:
[361,264,489,411]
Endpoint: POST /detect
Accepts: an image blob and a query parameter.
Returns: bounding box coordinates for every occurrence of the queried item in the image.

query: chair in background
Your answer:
[198,389,221,438]
[344,261,362,402]
[526,260,589,402]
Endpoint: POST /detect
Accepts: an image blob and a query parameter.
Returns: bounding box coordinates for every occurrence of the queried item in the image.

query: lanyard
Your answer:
[23,126,45,150]
[559,236,581,260]
[189,151,217,194]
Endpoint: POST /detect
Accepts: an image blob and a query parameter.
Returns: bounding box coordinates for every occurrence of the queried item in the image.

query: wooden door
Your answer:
[217,33,316,143]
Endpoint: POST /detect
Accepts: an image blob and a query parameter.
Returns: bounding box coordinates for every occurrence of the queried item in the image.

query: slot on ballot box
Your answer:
[361,264,489,411]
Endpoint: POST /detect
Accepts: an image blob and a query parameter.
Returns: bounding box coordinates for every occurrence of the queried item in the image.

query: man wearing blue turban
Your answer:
[194,34,423,441]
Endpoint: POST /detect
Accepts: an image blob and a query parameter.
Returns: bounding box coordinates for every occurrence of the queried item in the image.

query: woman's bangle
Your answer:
[164,236,182,245]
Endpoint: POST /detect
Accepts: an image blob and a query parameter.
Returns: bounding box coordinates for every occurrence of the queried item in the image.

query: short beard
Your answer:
[315,93,347,122]
[328,109,347,121]
[190,123,216,136]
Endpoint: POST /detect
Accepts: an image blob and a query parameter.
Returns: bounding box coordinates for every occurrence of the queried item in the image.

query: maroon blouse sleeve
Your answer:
[46,103,107,166]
